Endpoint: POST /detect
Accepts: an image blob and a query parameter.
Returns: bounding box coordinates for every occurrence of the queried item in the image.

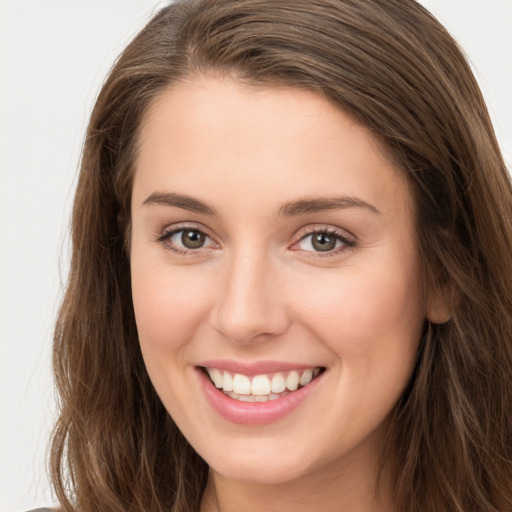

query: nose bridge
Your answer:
[210,246,289,344]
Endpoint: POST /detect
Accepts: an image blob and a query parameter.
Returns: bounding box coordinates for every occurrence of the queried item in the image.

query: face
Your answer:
[130,77,426,486]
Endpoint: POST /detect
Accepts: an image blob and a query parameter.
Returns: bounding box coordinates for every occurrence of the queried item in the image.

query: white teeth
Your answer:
[233,373,251,395]
[299,369,313,386]
[206,366,322,400]
[238,394,256,402]
[222,371,233,391]
[285,371,300,391]
[251,374,271,395]
[210,368,223,388]
[271,373,286,393]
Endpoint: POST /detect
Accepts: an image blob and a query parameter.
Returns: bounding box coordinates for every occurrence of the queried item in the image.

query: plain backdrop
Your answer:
[0,1,511,511]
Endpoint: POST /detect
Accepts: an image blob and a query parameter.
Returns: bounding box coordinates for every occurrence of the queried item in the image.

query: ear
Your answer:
[427,287,453,324]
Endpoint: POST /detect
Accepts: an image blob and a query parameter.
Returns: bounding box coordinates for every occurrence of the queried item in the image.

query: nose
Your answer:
[209,249,291,344]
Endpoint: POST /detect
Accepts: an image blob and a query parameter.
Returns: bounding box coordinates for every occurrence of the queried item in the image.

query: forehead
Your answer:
[133,76,411,219]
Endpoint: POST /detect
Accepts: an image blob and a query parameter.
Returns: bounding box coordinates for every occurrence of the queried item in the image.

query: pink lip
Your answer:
[196,367,324,425]
[197,359,321,376]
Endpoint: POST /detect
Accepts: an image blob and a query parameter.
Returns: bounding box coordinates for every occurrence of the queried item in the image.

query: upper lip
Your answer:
[197,359,325,376]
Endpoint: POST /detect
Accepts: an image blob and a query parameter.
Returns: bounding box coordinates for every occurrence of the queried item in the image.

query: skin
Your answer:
[130,76,432,512]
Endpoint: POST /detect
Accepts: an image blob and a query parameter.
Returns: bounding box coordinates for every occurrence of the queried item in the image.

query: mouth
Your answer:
[200,366,326,402]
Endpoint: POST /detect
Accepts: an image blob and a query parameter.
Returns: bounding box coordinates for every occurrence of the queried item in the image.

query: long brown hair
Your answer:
[50,1,512,511]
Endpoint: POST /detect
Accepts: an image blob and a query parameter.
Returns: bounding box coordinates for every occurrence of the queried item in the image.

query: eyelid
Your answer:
[157,221,217,239]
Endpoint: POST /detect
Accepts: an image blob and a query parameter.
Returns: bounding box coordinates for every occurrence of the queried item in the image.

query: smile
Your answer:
[204,367,323,402]
[197,361,327,424]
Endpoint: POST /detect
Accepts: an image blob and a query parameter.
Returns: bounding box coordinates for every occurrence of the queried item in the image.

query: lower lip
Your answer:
[197,368,324,425]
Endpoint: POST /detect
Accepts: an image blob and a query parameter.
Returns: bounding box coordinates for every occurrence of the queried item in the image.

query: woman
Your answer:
[46,0,512,511]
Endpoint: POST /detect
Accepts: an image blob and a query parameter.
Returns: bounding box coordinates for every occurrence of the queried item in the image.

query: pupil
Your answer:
[182,230,205,249]
[312,233,336,252]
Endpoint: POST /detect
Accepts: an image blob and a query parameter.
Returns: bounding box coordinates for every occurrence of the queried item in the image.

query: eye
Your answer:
[293,229,355,255]
[176,229,207,249]
[157,226,216,254]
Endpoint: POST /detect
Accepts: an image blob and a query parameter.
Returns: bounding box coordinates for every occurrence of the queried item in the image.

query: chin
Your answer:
[207,450,315,485]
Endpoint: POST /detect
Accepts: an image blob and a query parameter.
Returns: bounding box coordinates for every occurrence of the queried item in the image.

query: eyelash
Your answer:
[155,224,356,257]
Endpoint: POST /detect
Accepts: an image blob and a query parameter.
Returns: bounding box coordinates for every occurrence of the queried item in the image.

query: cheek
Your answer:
[287,261,424,441]
[288,257,424,367]
[130,255,216,428]
[130,256,214,356]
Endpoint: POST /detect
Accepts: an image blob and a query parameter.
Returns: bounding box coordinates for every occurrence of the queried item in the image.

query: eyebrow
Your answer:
[278,196,380,216]
[143,192,218,215]
[142,192,379,217]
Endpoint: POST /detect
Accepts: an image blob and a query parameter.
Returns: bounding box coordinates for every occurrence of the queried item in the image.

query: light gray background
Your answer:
[0,1,511,511]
